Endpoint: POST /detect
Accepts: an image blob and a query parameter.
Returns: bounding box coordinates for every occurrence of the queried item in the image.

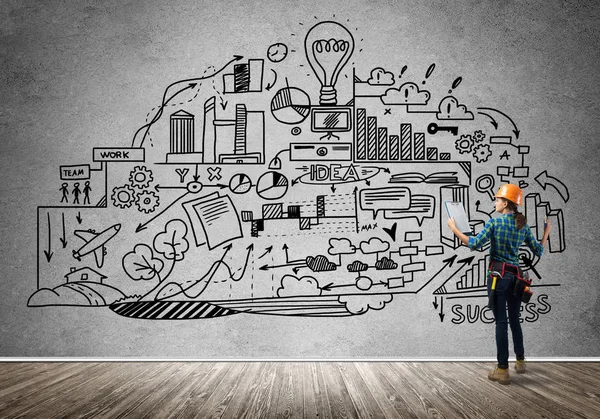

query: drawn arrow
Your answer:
[132,55,243,147]
[432,255,476,294]
[59,213,68,248]
[433,296,439,309]
[265,69,277,91]
[477,107,519,139]
[136,192,189,233]
[439,296,445,322]
[477,111,498,129]
[520,255,541,279]
[258,245,273,259]
[259,261,306,271]
[43,213,53,262]
[193,164,200,182]
[155,184,187,191]
[136,83,198,148]
[283,243,290,263]
[353,186,359,234]
[226,243,254,281]
[534,170,569,202]
[331,185,336,193]
[416,254,458,293]
[76,212,82,224]
[154,183,227,192]
[219,96,228,110]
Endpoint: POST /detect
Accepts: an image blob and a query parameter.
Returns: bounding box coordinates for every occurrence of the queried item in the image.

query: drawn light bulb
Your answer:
[304,21,354,105]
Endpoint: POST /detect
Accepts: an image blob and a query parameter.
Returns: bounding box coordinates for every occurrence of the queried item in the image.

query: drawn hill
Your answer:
[28,281,127,307]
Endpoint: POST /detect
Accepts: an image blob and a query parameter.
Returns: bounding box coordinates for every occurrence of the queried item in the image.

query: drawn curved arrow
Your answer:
[266,69,277,91]
[534,170,569,202]
[477,111,498,129]
[477,107,519,139]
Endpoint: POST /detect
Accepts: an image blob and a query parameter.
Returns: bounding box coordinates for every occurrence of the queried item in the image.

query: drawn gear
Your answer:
[494,183,523,206]
[136,190,160,213]
[455,134,473,154]
[473,130,486,143]
[473,144,492,163]
[129,166,154,189]
[111,185,136,209]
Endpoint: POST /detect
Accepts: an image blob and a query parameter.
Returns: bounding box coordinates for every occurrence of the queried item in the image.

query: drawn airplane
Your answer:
[73,224,121,268]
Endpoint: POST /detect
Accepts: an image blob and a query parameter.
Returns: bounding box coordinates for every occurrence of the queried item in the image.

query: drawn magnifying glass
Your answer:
[475,174,495,201]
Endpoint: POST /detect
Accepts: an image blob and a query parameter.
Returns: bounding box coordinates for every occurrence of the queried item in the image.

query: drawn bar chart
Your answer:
[355,109,448,162]
[223,59,264,93]
[456,255,489,290]
[243,195,355,237]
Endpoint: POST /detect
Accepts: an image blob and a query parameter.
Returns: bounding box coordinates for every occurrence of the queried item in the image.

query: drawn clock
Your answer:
[267,43,288,63]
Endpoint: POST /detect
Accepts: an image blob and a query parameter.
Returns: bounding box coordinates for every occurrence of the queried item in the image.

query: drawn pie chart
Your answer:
[270,87,311,125]
[229,173,252,194]
[256,171,289,200]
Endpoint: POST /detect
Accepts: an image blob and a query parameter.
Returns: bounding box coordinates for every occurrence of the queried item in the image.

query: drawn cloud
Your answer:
[338,294,393,315]
[381,82,430,105]
[328,238,356,256]
[347,260,369,272]
[367,67,395,85]
[437,96,474,120]
[375,257,398,270]
[306,255,337,272]
[360,237,390,254]
[277,275,322,297]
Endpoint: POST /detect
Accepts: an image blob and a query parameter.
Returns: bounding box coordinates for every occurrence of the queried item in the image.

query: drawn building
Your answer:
[166,110,203,164]
[65,267,107,284]
[169,110,194,154]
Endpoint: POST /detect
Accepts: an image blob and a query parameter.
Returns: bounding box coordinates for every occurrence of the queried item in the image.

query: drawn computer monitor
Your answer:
[310,106,352,139]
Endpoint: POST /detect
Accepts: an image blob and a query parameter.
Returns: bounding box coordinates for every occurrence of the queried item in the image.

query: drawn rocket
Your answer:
[72,224,121,268]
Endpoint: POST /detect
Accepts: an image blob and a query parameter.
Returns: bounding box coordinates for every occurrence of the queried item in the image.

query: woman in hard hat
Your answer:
[447,183,552,384]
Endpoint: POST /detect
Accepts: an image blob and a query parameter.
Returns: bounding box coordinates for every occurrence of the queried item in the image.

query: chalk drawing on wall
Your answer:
[30,19,567,325]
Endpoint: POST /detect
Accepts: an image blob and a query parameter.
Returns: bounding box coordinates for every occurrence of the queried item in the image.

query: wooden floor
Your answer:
[1,362,599,418]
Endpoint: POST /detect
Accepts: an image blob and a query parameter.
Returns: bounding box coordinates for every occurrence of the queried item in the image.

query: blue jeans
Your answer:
[488,271,524,369]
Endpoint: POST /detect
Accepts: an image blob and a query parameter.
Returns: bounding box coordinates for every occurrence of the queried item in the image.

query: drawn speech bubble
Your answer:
[383,194,436,226]
[359,187,411,219]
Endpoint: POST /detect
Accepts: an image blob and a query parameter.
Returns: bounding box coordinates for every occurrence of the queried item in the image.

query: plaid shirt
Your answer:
[468,214,544,265]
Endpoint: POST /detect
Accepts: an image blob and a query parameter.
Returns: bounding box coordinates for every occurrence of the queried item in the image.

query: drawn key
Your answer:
[428,123,458,136]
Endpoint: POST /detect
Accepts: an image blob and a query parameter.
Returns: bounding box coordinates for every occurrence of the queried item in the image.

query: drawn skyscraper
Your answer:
[203,97,217,163]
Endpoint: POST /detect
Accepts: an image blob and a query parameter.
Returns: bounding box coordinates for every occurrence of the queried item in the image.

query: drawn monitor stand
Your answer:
[311,106,352,141]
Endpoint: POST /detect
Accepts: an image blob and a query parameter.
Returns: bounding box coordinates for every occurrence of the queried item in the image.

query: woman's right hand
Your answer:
[544,217,552,235]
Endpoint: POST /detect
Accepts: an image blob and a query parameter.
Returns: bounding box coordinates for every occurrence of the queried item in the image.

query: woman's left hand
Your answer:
[447,217,456,231]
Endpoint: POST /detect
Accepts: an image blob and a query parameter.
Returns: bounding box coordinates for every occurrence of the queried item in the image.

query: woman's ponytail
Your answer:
[506,200,526,230]
[514,211,526,230]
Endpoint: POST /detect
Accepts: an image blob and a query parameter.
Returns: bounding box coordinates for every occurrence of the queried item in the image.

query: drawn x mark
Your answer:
[384,108,391,115]
[207,167,222,181]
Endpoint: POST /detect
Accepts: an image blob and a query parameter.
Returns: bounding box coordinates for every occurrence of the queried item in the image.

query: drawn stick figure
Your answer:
[72,182,81,204]
[83,181,92,205]
[60,182,69,203]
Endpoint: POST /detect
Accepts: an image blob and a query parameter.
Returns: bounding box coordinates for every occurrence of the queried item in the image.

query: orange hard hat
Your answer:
[494,183,523,206]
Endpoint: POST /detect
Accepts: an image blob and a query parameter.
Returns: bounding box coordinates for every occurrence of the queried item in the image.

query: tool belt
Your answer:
[489,260,533,304]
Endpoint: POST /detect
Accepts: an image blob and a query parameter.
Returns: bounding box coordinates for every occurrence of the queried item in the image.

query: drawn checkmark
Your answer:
[382,222,397,241]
